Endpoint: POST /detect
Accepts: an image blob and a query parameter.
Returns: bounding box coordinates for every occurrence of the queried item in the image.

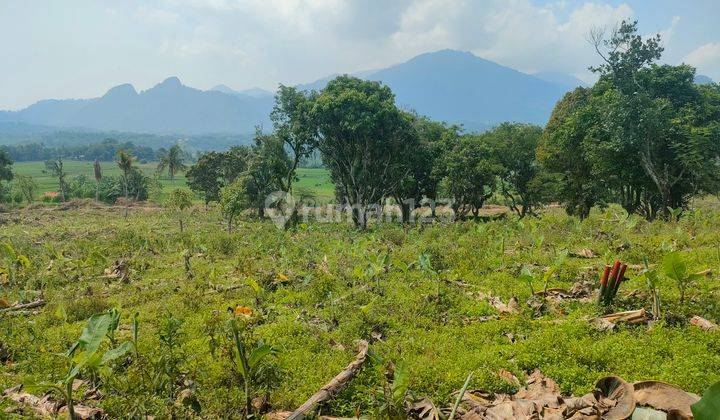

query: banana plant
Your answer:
[518,266,535,295]
[31,309,133,419]
[229,319,276,418]
[1,242,30,286]
[376,361,411,419]
[642,264,662,319]
[662,252,703,305]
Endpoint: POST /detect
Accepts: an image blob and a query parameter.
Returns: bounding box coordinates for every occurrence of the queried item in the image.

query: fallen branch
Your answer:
[208,283,243,293]
[0,299,45,313]
[601,308,648,325]
[287,340,369,420]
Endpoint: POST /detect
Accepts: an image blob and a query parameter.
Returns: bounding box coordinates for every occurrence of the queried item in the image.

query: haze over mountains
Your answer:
[0,49,715,138]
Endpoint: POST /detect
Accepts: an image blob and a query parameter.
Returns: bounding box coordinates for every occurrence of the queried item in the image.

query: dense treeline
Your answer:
[1,21,718,228]
[182,21,718,228]
[539,21,720,220]
[0,126,252,151]
[0,139,157,162]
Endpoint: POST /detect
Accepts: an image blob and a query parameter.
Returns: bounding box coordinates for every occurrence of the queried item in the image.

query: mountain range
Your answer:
[0,49,714,137]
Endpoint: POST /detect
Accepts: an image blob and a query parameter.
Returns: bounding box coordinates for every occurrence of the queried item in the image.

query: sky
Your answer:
[1,0,719,110]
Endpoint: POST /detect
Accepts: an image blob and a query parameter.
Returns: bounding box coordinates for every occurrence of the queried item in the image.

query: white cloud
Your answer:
[389,0,635,79]
[134,6,181,25]
[683,42,720,80]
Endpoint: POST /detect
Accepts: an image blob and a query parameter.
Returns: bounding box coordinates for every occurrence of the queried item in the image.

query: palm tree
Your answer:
[93,159,102,202]
[116,150,134,218]
[157,145,187,184]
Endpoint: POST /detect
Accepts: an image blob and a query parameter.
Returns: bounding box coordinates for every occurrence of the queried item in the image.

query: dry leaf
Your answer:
[633,380,700,418]
[690,315,718,331]
[498,369,521,387]
[571,248,597,258]
[234,305,253,318]
[593,376,635,420]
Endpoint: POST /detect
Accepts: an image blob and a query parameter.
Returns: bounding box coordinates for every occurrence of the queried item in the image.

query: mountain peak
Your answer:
[158,76,183,88]
[211,84,237,95]
[103,83,137,98]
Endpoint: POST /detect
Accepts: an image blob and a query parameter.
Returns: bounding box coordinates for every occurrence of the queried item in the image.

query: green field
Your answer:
[1,200,720,418]
[12,161,333,202]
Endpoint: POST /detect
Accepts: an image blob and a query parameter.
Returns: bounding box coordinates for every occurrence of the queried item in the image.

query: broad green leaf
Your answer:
[692,381,720,420]
[66,312,115,358]
[390,362,410,405]
[246,277,262,294]
[100,341,133,364]
[247,344,275,369]
[662,252,686,282]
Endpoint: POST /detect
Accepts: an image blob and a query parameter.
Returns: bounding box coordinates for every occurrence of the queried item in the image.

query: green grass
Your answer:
[1,201,720,417]
[12,161,333,202]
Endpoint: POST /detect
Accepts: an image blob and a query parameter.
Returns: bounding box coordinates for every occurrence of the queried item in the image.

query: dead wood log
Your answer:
[0,299,45,313]
[286,340,369,420]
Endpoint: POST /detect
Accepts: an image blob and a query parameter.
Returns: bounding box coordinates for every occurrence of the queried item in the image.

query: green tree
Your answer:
[186,147,250,207]
[116,150,135,217]
[487,123,556,217]
[436,135,501,218]
[219,178,247,233]
[0,149,13,203]
[12,175,38,204]
[577,20,720,219]
[44,158,68,202]
[270,85,318,227]
[167,188,194,232]
[391,116,458,222]
[538,87,609,219]
[243,132,291,219]
[312,76,416,229]
[157,145,188,184]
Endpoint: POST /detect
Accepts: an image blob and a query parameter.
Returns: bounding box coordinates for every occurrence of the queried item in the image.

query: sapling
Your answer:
[32,309,133,419]
[662,252,702,305]
[228,318,276,418]
[642,261,662,319]
[518,266,535,295]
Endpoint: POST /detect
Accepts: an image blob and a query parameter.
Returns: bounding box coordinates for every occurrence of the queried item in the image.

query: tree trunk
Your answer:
[352,206,367,230]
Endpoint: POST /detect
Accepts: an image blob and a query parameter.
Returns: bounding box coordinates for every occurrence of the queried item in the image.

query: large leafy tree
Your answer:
[313,76,416,229]
[157,145,188,184]
[391,116,458,222]
[436,135,502,218]
[186,147,249,206]
[486,123,556,218]
[541,20,720,219]
[538,87,608,219]
[270,85,318,227]
[242,132,291,219]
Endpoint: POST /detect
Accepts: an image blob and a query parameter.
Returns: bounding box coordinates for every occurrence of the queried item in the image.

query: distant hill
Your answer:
[1,50,580,137]
[300,50,573,131]
[1,77,274,135]
[695,74,715,85]
[211,85,274,98]
[531,71,587,89]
